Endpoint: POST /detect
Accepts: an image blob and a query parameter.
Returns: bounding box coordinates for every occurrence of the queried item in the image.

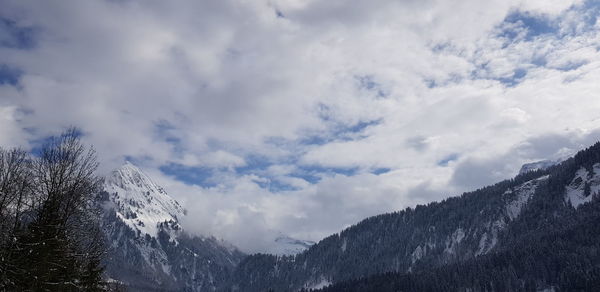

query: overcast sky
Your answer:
[1,0,600,253]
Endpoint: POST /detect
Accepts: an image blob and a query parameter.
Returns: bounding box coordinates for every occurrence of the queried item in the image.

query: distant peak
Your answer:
[108,162,160,193]
[103,161,185,238]
[119,160,141,171]
[518,154,572,175]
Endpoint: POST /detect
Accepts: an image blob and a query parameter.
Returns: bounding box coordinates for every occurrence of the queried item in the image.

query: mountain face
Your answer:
[228,143,600,292]
[99,162,245,291]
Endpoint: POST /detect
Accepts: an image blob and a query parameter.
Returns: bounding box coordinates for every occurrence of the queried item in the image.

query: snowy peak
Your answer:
[103,162,185,238]
[107,161,165,194]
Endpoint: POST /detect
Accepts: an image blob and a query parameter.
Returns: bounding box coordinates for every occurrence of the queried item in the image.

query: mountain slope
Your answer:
[227,142,600,292]
[319,147,600,291]
[99,162,245,291]
[317,205,600,292]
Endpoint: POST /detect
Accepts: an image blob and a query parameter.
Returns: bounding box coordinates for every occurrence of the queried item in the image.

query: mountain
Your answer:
[227,142,600,291]
[99,162,245,291]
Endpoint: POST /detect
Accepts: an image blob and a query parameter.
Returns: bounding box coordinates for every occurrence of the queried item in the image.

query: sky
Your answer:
[1,0,600,253]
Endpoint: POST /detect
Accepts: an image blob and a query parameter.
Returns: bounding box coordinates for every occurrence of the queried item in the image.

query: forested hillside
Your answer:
[227,142,600,292]
[315,190,600,291]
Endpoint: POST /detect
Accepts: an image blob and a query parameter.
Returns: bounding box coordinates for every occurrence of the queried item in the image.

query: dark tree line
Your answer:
[311,196,600,292]
[0,128,107,291]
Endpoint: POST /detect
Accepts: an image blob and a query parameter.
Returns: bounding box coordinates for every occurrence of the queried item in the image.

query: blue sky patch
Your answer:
[253,178,299,192]
[500,11,557,41]
[496,68,528,87]
[424,79,437,89]
[475,66,528,87]
[28,135,54,157]
[343,119,380,134]
[555,60,588,71]
[275,9,285,18]
[28,128,86,157]
[298,119,380,146]
[438,153,459,166]
[0,64,21,86]
[371,167,391,175]
[235,154,275,174]
[160,163,217,187]
[153,120,186,154]
[0,18,36,49]
[355,75,388,97]
[292,165,358,184]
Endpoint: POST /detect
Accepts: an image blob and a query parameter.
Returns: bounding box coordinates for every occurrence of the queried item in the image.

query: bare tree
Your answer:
[0,147,32,287]
[0,148,31,232]
[0,128,106,291]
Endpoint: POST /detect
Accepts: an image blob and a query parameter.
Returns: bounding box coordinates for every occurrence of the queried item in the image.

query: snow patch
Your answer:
[564,164,600,208]
[475,175,548,256]
[505,175,548,220]
[305,277,331,290]
[411,245,424,264]
[444,228,465,255]
[476,220,506,256]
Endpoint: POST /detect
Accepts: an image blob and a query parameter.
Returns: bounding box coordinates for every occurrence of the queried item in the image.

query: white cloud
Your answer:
[0,0,599,252]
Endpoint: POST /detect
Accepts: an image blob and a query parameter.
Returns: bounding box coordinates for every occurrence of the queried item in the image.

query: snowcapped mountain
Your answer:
[99,162,245,291]
[103,161,185,238]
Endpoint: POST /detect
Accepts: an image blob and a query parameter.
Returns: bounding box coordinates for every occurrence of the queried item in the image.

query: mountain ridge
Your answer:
[315,144,600,291]
[225,142,600,291]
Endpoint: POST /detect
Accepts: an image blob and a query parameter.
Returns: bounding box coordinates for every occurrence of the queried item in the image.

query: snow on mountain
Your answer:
[505,175,549,220]
[100,162,245,291]
[476,174,548,256]
[564,163,600,208]
[272,233,316,256]
[103,161,185,238]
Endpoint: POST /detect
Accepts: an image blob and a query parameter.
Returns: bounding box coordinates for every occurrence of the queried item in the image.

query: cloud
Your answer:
[0,0,599,252]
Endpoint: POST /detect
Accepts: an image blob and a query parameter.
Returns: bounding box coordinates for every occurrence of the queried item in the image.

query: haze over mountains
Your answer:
[98,142,600,291]
[99,161,315,291]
